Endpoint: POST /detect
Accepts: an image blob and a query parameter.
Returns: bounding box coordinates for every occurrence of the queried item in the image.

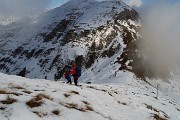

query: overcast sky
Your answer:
[0,0,52,17]
[0,0,179,17]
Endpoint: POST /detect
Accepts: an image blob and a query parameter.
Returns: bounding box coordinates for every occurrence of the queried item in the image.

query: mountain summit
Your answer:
[0,0,140,80]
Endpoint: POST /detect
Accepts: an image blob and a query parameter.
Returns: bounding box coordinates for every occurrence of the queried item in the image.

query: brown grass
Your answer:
[34,93,53,101]
[0,89,10,94]
[13,86,25,89]
[63,91,79,98]
[82,101,94,111]
[64,102,85,112]
[64,102,94,112]
[144,104,159,113]
[33,111,48,117]
[26,93,53,108]
[152,114,168,120]
[0,96,17,104]
[22,90,32,94]
[11,92,23,96]
[0,89,22,96]
[26,98,43,108]
[65,102,78,109]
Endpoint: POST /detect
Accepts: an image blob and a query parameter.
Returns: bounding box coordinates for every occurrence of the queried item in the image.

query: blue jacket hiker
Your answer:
[64,69,72,84]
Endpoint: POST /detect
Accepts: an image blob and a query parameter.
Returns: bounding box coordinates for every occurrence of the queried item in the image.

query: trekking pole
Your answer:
[156,84,159,99]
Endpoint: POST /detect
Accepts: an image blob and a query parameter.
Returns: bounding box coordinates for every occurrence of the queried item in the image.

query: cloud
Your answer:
[122,0,142,7]
[139,1,180,78]
[0,0,52,17]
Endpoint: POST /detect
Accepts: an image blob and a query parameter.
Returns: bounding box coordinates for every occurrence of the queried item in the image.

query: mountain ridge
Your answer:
[0,0,141,80]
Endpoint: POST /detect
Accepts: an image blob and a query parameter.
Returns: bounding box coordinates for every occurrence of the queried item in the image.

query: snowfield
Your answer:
[0,73,179,120]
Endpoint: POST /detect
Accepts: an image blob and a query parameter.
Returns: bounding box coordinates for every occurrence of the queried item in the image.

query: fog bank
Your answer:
[139,2,180,78]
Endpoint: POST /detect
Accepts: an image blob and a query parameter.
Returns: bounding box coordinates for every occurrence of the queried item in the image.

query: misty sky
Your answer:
[0,0,180,17]
[0,0,52,17]
[50,0,180,8]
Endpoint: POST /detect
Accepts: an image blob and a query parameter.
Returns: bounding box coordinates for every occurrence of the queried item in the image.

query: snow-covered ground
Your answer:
[0,73,179,120]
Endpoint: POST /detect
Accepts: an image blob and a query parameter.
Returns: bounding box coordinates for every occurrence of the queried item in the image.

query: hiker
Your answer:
[71,63,81,86]
[64,65,73,84]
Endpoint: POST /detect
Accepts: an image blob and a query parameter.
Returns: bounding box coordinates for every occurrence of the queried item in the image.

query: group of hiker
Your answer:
[64,63,81,86]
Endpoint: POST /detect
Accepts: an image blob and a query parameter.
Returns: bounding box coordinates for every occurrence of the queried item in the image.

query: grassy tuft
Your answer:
[152,114,168,120]
[0,89,10,94]
[13,86,25,89]
[0,96,17,104]
[22,90,32,94]
[63,102,94,112]
[26,93,53,108]
[33,111,48,117]
[65,102,78,109]
[26,98,43,108]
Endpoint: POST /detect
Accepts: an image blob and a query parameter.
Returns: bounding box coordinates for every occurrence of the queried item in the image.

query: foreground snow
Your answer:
[0,73,180,120]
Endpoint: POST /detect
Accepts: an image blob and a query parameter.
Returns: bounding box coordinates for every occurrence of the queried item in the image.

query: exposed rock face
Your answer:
[0,0,143,80]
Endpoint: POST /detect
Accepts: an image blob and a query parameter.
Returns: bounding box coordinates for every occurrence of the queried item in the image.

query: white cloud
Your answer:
[123,0,142,7]
[140,2,180,76]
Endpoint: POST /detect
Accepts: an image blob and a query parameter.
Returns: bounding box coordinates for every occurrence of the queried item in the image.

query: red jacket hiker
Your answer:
[70,63,78,86]
[70,66,78,78]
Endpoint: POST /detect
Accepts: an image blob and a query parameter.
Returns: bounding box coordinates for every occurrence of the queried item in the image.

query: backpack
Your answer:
[75,67,81,77]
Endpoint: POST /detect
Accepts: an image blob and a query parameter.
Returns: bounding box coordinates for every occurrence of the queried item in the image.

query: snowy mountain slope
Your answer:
[0,73,180,120]
[0,16,17,26]
[0,0,141,80]
[146,76,180,105]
